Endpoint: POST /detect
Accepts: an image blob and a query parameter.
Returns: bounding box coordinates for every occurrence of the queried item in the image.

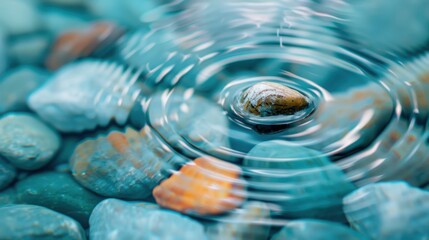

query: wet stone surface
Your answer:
[0,204,86,240]
[0,113,61,170]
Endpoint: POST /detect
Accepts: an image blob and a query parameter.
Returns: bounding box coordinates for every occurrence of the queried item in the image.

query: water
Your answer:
[100,0,429,225]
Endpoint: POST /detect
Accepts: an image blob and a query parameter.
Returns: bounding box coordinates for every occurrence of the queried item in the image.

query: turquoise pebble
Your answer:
[343,181,429,240]
[0,204,86,240]
[0,0,43,36]
[8,34,51,65]
[0,187,16,205]
[205,201,271,240]
[244,140,355,221]
[271,219,368,240]
[0,113,61,170]
[0,66,48,114]
[14,171,105,228]
[89,198,207,240]
[0,157,16,191]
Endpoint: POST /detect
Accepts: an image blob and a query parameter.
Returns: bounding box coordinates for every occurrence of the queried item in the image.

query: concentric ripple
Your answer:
[114,0,429,224]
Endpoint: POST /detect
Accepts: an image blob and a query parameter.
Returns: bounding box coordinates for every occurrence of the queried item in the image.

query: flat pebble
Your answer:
[0,66,48,114]
[243,140,355,221]
[89,198,207,240]
[0,157,16,191]
[343,181,429,240]
[14,171,105,228]
[71,127,177,199]
[0,113,61,170]
[271,219,367,240]
[0,204,86,240]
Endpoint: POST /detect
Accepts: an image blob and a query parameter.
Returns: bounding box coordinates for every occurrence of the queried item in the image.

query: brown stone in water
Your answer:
[240,82,309,117]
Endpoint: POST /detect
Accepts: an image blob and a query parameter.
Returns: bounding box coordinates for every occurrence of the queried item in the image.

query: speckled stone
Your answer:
[240,82,309,117]
[0,157,16,191]
[0,0,43,36]
[14,172,105,228]
[0,113,61,170]
[0,66,48,114]
[243,140,355,221]
[28,60,141,132]
[70,127,177,199]
[343,181,429,240]
[271,219,367,240]
[0,204,86,240]
[0,187,16,205]
[205,201,271,240]
[89,198,207,240]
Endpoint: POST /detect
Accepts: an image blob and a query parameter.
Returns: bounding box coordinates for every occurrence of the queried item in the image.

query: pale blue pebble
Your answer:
[0,66,48,114]
[0,113,61,170]
[8,34,51,65]
[89,198,207,240]
[0,0,43,36]
[343,181,429,240]
[271,219,368,240]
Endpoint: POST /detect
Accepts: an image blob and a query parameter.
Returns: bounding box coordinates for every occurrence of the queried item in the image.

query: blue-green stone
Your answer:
[0,113,61,170]
[0,204,86,240]
[343,181,429,240]
[14,171,105,228]
[89,198,207,240]
[244,140,355,220]
[271,219,367,240]
[0,157,15,191]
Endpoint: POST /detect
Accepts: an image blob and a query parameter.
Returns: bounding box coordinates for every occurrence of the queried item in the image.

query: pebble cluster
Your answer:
[0,0,428,240]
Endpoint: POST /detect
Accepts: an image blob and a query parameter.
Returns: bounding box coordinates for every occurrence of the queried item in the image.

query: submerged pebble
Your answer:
[14,171,105,228]
[240,82,309,117]
[0,157,16,191]
[343,181,429,240]
[0,204,86,240]
[89,198,207,240]
[271,219,367,240]
[0,66,48,114]
[29,60,141,132]
[0,113,61,170]
[153,156,245,215]
[243,140,355,221]
[70,127,176,199]
[205,201,271,240]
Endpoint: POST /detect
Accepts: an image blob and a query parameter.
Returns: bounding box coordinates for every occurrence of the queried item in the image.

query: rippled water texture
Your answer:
[88,0,429,224]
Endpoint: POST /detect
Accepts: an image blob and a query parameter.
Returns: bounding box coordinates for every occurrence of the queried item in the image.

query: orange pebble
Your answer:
[45,21,124,70]
[153,157,245,215]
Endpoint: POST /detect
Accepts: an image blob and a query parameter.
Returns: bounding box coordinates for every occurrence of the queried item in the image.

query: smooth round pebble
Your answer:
[89,198,207,240]
[0,187,17,205]
[0,157,16,191]
[14,172,105,228]
[0,113,61,170]
[0,66,48,114]
[271,219,367,240]
[0,204,86,240]
[0,0,43,36]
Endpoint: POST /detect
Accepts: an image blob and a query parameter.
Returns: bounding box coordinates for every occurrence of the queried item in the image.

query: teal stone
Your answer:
[0,204,86,240]
[89,198,207,240]
[0,157,16,191]
[0,113,61,170]
[41,8,91,35]
[0,30,6,74]
[243,140,355,221]
[271,219,368,240]
[70,127,178,199]
[344,0,429,55]
[0,66,48,114]
[14,172,105,228]
[205,201,271,240]
[343,181,429,240]
[28,60,141,132]
[8,34,51,65]
[0,0,43,36]
[0,187,17,205]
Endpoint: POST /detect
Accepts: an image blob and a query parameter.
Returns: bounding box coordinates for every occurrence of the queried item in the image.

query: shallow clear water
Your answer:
[110,0,429,225]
